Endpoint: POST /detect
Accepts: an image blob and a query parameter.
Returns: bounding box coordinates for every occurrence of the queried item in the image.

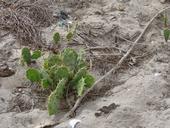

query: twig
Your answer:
[115,34,133,44]
[92,53,122,56]
[39,7,170,128]
[0,32,10,39]
[85,46,126,53]
[85,46,141,56]
[89,58,93,70]
[115,34,150,46]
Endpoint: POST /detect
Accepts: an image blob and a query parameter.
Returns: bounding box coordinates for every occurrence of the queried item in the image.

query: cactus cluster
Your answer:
[25,48,95,115]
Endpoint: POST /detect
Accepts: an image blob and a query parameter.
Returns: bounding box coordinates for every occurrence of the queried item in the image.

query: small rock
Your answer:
[0,63,15,77]
[95,112,102,117]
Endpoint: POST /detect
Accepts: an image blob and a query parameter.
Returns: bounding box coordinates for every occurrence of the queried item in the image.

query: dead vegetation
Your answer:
[0,0,53,47]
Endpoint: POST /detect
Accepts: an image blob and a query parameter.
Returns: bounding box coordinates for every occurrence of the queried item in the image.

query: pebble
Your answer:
[0,63,15,77]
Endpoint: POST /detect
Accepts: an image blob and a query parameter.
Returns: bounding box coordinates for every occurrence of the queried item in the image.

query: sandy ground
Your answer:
[1,0,170,128]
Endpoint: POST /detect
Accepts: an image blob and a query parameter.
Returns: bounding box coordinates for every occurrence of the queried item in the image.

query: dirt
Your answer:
[1,0,170,128]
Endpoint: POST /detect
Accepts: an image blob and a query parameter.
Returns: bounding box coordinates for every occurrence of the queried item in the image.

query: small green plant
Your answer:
[25,48,95,115]
[21,48,41,65]
[163,28,170,42]
[66,32,74,42]
[53,32,60,44]
[66,22,78,42]
[163,13,170,42]
[52,22,78,44]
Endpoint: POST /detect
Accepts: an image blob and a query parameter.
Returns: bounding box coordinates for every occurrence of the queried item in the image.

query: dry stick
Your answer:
[85,46,140,56]
[93,53,121,56]
[85,46,127,52]
[88,45,139,55]
[115,34,133,44]
[116,34,148,46]
[40,7,170,128]
[0,32,10,39]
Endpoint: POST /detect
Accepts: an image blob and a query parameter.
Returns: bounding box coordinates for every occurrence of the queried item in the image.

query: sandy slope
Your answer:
[1,0,170,128]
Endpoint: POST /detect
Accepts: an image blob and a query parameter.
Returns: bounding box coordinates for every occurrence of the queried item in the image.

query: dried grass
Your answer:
[0,0,54,47]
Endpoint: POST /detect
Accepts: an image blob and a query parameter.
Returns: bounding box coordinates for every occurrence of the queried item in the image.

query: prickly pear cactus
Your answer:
[21,48,41,65]
[48,79,66,115]
[22,48,31,65]
[26,68,41,82]
[25,48,95,115]
[53,32,60,44]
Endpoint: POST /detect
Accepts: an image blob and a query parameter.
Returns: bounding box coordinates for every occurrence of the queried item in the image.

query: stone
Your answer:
[0,63,15,77]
